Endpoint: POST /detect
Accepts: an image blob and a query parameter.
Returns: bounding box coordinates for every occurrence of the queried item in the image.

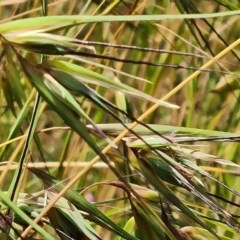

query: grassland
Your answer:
[1,1,240,239]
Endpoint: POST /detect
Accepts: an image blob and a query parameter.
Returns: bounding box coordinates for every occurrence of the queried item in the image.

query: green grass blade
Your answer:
[41,0,48,16]
[91,123,240,137]
[1,12,240,33]
[16,52,118,154]
[47,60,174,107]
[7,94,41,202]
[0,92,31,160]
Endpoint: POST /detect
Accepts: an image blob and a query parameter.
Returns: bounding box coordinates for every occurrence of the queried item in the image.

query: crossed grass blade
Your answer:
[129,199,175,240]
[4,35,239,240]
[13,46,130,183]
[47,193,101,240]
[46,60,177,108]
[0,189,55,240]
[7,33,239,76]
[0,35,173,239]
[152,150,237,227]
[132,150,222,239]
[6,34,181,109]
[101,181,179,240]
[29,168,138,240]
[174,0,240,64]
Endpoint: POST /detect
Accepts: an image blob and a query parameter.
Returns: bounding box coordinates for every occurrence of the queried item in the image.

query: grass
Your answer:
[1,0,240,239]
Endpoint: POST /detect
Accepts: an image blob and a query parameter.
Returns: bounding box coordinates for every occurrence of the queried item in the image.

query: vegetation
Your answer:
[1,0,240,239]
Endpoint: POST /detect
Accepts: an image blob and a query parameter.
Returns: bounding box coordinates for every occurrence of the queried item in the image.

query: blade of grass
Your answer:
[7,94,41,203]
[1,11,240,34]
